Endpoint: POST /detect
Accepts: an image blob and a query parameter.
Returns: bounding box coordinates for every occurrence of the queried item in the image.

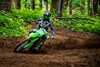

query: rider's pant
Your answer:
[37,35,47,49]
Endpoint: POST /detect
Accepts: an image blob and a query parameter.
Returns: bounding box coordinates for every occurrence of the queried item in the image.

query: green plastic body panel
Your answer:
[24,28,49,48]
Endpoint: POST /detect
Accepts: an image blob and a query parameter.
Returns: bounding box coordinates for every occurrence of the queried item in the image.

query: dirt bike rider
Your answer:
[29,11,55,51]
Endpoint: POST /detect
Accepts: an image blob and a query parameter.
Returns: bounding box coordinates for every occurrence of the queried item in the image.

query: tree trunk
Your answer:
[44,0,48,11]
[99,0,100,16]
[57,0,64,17]
[14,0,21,9]
[69,0,72,15]
[57,0,62,15]
[31,0,35,10]
[50,0,64,17]
[64,0,69,9]
[88,0,91,15]
[50,0,57,12]
[91,0,98,16]
[0,0,12,12]
[25,0,27,8]
[80,0,85,13]
[40,0,42,9]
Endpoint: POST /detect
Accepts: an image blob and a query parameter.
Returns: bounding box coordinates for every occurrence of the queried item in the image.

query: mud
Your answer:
[0,27,100,67]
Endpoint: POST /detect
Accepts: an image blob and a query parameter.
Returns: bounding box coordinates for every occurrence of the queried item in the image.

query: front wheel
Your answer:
[14,38,31,52]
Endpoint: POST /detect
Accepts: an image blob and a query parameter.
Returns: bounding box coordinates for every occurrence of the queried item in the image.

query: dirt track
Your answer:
[0,27,100,67]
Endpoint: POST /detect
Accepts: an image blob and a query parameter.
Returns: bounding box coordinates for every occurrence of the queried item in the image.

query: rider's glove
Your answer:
[51,36,54,39]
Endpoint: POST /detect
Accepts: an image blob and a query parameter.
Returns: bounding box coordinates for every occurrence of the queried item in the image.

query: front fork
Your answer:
[23,37,39,48]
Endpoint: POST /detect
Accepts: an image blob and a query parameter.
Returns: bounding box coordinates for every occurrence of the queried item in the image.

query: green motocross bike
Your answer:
[14,22,51,52]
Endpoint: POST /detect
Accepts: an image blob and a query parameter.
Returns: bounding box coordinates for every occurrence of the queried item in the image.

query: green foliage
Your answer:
[72,0,80,6]
[12,9,43,22]
[0,11,28,37]
[55,17,100,34]
[60,7,100,34]
[0,4,45,37]
[0,8,44,37]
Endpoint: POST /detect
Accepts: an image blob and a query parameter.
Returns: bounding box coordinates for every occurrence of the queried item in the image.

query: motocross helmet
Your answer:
[43,11,51,20]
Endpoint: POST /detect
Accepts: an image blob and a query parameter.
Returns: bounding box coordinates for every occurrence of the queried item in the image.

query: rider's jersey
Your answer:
[35,17,55,36]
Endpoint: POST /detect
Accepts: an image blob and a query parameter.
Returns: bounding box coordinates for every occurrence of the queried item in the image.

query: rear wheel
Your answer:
[14,38,31,52]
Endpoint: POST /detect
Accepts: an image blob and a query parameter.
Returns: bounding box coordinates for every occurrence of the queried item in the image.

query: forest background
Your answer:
[0,0,100,37]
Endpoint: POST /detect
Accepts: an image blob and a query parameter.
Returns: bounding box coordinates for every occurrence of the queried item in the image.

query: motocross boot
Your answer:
[35,42,43,51]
